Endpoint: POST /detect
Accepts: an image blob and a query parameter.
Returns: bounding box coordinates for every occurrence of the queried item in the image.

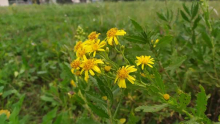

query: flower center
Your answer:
[92,43,99,51]
[74,42,83,51]
[71,60,80,69]
[88,32,97,40]
[117,68,128,79]
[107,28,117,37]
[84,59,95,70]
[77,49,86,57]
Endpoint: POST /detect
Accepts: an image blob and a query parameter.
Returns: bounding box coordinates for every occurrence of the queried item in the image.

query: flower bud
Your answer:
[163,94,170,100]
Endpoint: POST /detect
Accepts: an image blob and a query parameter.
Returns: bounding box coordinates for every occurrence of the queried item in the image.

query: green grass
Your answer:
[0,1,220,123]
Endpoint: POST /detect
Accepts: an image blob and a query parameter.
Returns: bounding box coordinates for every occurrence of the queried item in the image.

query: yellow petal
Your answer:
[127,75,135,84]
[89,70,95,76]
[118,79,126,88]
[116,30,126,35]
[107,37,113,45]
[142,64,144,70]
[114,37,119,45]
[93,51,96,57]
[114,76,118,84]
[92,66,101,73]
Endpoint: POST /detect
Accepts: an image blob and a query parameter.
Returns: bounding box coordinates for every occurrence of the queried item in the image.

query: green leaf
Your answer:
[3,90,20,98]
[156,12,167,22]
[85,92,107,105]
[96,77,113,105]
[192,16,201,30]
[124,35,146,44]
[156,36,173,49]
[192,3,199,20]
[165,55,187,73]
[135,103,168,112]
[152,68,165,94]
[0,114,7,124]
[130,19,143,32]
[183,3,191,16]
[42,108,58,124]
[177,92,191,109]
[76,117,100,124]
[195,85,207,117]
[180,10,190,23]
[88,103,109,118]
[201,31,213,48]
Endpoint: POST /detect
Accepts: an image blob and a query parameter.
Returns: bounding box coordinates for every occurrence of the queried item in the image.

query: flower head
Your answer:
[70,59,81,73]
[104,66,111,72]
[74,41,84,52]
[119,118,126,124]
[80,57,104,82]
[115,65,137,88]
[76,47,88,59]
[163,94,170,100]
[84,32,100,45]
[102,96,108,100]
[84,39,106,57]
[106,28,126,46]
[0,110,10,119]
[136,56,154,70]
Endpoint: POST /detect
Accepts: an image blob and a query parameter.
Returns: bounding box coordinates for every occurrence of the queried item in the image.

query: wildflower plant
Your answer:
[67,1,218,123]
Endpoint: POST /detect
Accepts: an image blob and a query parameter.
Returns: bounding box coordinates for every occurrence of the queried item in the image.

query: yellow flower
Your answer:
[70,59,81,73]
[115,65,137,88]
[119,118,126,124]
[163,94,170,100]
[89,32,100,40]
[84,32,101,45]
[70,80,76,87]
[136,56,154,70]
[74,41,84,52]
[102,96,108,100]
[76,47,88,59]
[85,39,106,57]
[104,66,111,72]
[106,28,126,46]
[80,57,104,82]
[0,110,10,119]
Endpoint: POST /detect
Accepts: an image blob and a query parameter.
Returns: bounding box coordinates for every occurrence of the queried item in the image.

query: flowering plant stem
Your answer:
[113,89,124,119]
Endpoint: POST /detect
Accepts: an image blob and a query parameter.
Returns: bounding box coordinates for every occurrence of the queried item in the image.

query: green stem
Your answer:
[113,89,124,118]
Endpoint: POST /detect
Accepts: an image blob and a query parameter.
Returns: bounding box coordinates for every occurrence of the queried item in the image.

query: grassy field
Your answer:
[0,1,220,123]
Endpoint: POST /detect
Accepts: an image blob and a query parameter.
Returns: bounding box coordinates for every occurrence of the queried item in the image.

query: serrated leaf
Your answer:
[135,103,168,112]
[181,10,190,23]
[88,103,109,118]
[177,92,191,109]
[195,85,207,117]
[130,19,143,32]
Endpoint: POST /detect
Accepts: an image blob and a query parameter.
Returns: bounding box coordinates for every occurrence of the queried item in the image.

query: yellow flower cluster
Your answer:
[70,28,155,89]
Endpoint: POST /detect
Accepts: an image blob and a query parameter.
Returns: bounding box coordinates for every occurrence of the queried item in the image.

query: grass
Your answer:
[0,1,220,123]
